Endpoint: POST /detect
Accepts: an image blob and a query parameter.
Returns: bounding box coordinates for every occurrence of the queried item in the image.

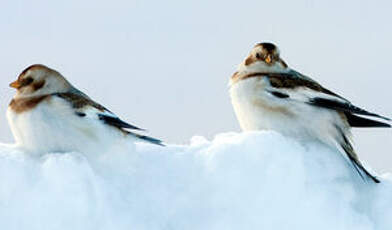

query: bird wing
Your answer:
[244,70,391,127]
[53,92,164,146]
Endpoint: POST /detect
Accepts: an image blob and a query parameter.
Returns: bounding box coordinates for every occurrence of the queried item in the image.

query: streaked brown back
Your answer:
[54,92,107,111]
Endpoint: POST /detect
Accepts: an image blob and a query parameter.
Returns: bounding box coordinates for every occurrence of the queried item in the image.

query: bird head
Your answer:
[238,42,288,72]
[10,64,72,98]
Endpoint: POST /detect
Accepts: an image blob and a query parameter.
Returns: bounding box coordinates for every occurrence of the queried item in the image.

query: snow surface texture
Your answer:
[0,131,391,230]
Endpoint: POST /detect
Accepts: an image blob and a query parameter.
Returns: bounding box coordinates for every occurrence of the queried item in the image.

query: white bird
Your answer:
[229,42,391,183]
[7,64,163,154]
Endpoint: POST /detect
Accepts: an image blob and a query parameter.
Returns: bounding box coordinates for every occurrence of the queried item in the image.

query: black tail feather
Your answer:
[340,138,380,183]
[345,150,380,183]
[346,154,366,181]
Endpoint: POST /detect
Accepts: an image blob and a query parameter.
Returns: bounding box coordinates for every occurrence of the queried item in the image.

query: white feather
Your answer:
[7,96,131,155]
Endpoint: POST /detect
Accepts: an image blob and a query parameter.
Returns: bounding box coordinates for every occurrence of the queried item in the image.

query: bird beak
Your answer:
[9,80,21,89]
[265,55,272,64]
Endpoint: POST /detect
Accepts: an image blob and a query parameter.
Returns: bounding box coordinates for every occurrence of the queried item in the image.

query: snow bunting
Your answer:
[229,42,391,183]
[7,64,163,154]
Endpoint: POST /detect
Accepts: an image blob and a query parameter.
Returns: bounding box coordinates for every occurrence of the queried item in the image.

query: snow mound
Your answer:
[0,131,391,230]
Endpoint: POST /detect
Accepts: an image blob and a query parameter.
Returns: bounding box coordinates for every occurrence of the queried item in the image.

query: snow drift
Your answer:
[0,131,391,230]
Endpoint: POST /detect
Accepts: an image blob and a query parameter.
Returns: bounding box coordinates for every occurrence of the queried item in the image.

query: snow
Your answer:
[0,131,391,230]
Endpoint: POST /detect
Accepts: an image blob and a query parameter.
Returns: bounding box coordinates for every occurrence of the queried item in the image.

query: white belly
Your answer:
[6,97,124,154]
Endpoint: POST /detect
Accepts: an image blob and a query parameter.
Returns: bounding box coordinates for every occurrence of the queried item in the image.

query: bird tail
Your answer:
[340,135,380,183]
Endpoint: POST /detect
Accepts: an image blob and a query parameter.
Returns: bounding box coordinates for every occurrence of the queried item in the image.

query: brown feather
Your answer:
[32,80,45,91]
[19,64,50,78]
[9,95,50,113]
[244,56,256,66]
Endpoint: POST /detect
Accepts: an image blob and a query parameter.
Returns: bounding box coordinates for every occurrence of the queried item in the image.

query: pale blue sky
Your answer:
[1,0,391,171]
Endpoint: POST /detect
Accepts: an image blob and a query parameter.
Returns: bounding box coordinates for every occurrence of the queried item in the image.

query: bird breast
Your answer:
[230,77,294,130]
[6,96,122,154]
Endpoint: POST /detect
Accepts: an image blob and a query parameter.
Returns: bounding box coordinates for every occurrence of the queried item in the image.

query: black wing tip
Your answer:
[346,113,391,128]
[310,97,391,123]
[371,113,391,122]
[98,114,145,131]
[135,134,165,146]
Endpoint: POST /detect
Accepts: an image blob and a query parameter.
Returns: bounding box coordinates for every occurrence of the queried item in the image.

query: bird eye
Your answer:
[255,53,261,59]
[22,77,34,86]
